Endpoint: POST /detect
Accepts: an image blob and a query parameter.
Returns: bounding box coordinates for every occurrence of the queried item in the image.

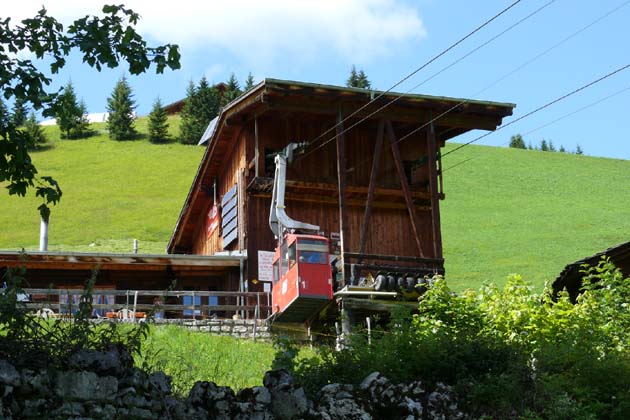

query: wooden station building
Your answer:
[168,79,515,289]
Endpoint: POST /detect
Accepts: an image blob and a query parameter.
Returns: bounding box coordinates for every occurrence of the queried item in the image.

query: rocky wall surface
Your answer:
[161,318,272,341]
[0,347,465,419]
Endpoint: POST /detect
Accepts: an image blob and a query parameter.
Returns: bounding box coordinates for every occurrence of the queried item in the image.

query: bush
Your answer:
[289,261,630,418]
[0,265,148,369]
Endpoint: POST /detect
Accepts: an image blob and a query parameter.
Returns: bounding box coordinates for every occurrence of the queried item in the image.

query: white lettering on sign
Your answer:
[257,250,275,282]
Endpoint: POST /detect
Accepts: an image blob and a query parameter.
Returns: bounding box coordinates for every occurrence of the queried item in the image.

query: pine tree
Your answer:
[0,98,9,133]
[244,72,255,91]
[23,112,47,150]
[11,98,28,127]
[223,73,242,105]
[178,81,199,145]
[356,70,371,89]
[576,144,584,155]
[509,134,526,149]
[76,99,91,138]
[559,145,566,153]
[56,81,84,139]
[178,77,220,145]
[540,139,549,151]
[346,65,359,87]
[107,75,137,140]
[148,97,170,143]
[347,65,371,89]
[548,140,556,152]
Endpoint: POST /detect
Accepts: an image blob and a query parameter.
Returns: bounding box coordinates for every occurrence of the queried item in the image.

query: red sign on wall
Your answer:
[206,203,220,238]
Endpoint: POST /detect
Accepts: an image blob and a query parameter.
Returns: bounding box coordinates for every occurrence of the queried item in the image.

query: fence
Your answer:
[19,288,272,322]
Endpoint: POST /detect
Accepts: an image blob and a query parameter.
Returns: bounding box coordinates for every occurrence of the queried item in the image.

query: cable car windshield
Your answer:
[298,250,328,265]
[297,238,329,265]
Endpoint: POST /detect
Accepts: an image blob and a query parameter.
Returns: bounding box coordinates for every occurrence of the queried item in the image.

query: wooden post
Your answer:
[385,120,425,257]
[427,122,443,258]
[254,115,260,177]
[358,120,385,261]
[336,110,349,286]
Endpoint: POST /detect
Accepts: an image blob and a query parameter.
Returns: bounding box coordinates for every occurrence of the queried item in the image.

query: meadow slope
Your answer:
[0,117,204,254]
[1,122,628,290]
[440,143,630,290]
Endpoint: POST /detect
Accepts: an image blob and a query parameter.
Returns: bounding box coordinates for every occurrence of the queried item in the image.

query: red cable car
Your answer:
[271,233,333,323]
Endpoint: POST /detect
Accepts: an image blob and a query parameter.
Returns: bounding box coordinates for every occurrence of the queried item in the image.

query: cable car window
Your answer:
[273,260,280,284]
[298,250,328,265]
[281,243,289,276]
[288,243,297,268]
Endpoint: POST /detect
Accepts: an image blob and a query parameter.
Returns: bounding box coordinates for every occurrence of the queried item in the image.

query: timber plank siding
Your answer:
[169,79,515,286]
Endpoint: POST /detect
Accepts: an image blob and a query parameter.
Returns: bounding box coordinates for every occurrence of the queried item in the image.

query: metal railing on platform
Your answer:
[18,288,272,322]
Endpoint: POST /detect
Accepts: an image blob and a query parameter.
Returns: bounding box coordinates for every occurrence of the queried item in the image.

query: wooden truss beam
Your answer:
[385,120,425,258]
[336,110,349,285]
[358,120,384,259]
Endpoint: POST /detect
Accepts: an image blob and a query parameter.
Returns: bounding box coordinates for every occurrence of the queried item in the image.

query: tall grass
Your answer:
[137,325,277,395]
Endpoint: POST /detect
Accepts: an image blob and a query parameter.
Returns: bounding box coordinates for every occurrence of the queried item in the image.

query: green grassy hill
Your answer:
[2,122,628,289]
[0,116,204,254]
[441,143,630,290]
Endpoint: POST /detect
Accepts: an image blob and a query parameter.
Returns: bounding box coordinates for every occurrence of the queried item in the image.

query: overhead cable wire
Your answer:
[392,0,630,151]
[441,63,630,159]
[441,84,630,172]
[341,0,630,174]
[298,0,525,158]
[520,85,630,138]
[299,0,557,161]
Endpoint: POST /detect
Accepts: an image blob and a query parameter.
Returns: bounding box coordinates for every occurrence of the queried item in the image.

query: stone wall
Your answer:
[159,318,272,340]
[0,347,465,419]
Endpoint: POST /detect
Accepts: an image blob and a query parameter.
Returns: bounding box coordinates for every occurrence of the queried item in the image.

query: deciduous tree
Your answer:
[0,5,180,219]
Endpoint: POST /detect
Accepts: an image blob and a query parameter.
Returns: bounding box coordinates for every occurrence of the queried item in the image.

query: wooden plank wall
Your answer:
[192,129,250,255]
[189,113,440,283]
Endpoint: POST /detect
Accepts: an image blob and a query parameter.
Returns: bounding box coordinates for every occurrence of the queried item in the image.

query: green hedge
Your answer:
[288,259,630,419]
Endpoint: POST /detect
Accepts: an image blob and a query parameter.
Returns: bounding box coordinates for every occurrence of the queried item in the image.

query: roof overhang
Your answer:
[168,78,516,254]
[0,250,243,272]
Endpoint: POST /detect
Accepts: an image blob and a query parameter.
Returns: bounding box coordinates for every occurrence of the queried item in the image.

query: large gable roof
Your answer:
[168,78,515,253]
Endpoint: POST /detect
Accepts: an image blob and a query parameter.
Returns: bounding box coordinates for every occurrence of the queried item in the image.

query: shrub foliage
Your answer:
[0,265,148,369]
[289,259,630,419]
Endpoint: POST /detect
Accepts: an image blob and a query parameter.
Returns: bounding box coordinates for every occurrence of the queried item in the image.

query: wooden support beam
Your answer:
[249,192,431,211]
[358,120,384,259]
[427,122,443,258]
[336,110,349,286]
[385,120,425,257]
[247,177,441,201]
[254,115,260,177]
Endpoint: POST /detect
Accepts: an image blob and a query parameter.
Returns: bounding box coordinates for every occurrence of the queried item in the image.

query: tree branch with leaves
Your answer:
[0,4,181,220]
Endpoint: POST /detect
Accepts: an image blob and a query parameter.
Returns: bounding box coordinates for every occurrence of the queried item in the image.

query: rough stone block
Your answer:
[55,371,117,402]
[0,360,21,387]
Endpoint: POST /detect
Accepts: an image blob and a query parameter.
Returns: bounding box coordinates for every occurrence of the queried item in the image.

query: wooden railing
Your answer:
[19,289,272,321]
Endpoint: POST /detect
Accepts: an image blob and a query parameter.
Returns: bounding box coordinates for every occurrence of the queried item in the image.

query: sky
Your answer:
[4,0,630,160]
